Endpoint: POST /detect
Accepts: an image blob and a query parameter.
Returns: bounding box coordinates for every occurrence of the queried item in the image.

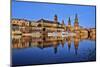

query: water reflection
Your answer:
[12,34,96,55]
[12,34,96,66]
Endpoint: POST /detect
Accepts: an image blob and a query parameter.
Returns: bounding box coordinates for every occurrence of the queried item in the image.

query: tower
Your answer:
[74,14,79,30]
[68,17,71,26]
[62,20,66,31]
[54,14,58,23]
[67,36,71,51]
[62,20,64,25]
[67,17,71,32]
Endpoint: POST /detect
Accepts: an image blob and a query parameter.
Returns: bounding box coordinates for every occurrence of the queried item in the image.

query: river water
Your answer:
[12,35,96,66]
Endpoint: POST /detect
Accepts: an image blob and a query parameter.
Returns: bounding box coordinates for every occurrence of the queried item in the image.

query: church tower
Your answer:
[62,20,64,25]
[67,17,71,32]
[54,14,58,23]
[68,17,71,27]
[74,14,79,30]
[62,20,66,31]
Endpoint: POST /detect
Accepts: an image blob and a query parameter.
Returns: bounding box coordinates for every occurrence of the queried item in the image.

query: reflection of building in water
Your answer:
[80,28,89,40]
[12,36,31,48]
[73,36,80,55]
[12,34,95,55]
[89,28,96,40]
[61,38,66,47]
[66,35,80,54]
[53,40,58,54]
[12,36,62,54]
[66,36,72,51]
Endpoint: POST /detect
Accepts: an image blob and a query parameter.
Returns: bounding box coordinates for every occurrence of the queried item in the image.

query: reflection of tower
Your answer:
[12,37,21,48]
[67,36,71,51]
[54,47,57,54]
[54,14,58,23]
[61,40,65,48]
[38,41,44,49]
[74,14,79,31]
[74,36,79,55]
[28,37,31,47]
[53,43,58,54]
[22,37,30,48]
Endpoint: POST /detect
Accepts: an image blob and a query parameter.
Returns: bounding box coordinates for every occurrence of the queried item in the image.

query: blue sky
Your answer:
[12,0,96,28]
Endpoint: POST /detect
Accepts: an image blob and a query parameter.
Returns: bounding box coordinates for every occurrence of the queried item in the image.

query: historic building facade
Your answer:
[12,19,30,34]
[11,14,96,37]
[12,15,66,35]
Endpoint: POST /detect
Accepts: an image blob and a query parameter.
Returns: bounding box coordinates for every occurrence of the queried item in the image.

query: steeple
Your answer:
[54,14,58,23]
[62,20,64,25]
[68,17,71,25]
[75,14,78,23]
[74,14,79,27]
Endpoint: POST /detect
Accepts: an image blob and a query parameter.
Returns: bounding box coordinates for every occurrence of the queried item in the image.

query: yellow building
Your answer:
[12,19,30,34]
[11,14,96,38]
[30,15,66,34]
[11,15,67,36]
[89,28,96,40]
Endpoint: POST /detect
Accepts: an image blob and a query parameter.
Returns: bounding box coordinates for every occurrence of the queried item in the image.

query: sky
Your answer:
[12,0,96,28]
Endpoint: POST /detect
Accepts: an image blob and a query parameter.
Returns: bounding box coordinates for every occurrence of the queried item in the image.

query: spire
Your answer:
[68,17,71,25]
[74,14,79,28]
[75,14,78,23]
[62,20,64,25]
[54,14,58,23]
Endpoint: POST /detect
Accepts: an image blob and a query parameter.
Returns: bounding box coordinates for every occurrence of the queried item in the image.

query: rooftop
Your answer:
[36,19,60,24]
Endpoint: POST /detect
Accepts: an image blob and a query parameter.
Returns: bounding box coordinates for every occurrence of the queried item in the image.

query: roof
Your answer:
[36,19,60,24]
[12,18,32,22]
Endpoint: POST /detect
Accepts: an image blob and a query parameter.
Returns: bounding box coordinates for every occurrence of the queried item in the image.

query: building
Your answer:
[11,14,96,38]
[89,28,96,40]
[12,15,67,36]
[34,15,66,32]
[12,19,30,34]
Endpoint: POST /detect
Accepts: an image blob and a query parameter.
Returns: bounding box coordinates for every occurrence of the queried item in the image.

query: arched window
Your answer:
[43,28,46,31]
[38,24,42,27]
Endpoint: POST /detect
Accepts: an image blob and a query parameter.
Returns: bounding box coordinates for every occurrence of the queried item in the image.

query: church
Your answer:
[11,14,95,38]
